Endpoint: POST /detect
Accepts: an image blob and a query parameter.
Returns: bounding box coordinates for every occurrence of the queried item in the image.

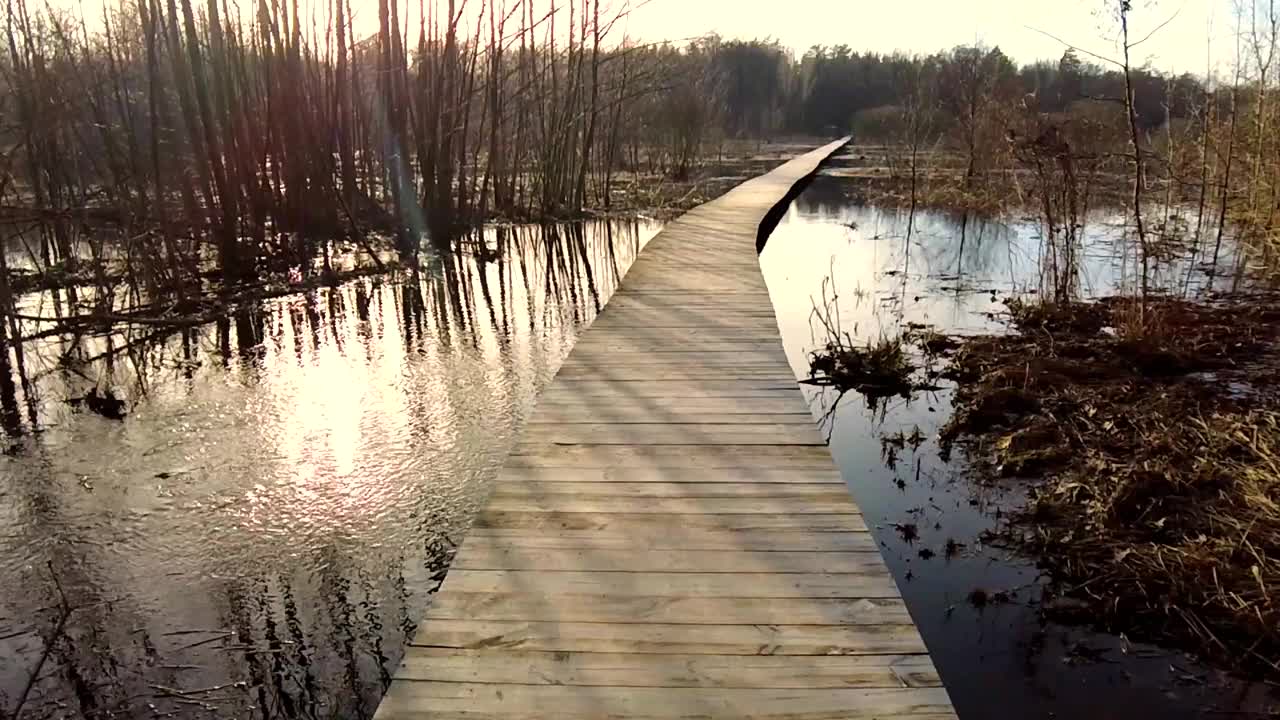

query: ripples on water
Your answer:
[760,174,1270,719]
[0,218,659,718]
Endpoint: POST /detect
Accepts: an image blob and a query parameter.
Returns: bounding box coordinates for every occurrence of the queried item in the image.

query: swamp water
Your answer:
[0,219,658,718]
[759,172,1274,719]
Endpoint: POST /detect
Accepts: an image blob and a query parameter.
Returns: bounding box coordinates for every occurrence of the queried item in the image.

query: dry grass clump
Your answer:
[943,294,1280,680]
[806,335,916,397]
[1026,407,1280,678]
[1004,297,1110,335]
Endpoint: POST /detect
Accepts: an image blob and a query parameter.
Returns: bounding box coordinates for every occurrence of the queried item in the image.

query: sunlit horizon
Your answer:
[41,0,1233,76]
[619,0,1228,75]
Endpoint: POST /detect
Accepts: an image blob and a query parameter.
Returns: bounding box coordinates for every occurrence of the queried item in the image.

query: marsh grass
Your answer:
[941,294,1280,680]
[806,334,916,398]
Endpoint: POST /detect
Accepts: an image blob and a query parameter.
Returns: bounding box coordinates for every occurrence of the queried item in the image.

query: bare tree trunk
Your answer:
[1120,1,1151,304]
[1210,32,1245,286]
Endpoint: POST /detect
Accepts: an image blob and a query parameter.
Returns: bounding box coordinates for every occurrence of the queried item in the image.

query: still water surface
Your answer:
[0,219,658,718]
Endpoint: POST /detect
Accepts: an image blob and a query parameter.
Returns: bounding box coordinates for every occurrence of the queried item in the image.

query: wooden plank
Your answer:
[533,390,805,403]
[591,314,787,329]
[532,392,808,405]
[546,362,795,372]
[558,353,792,366]
[567,341,792,354]
[537,380,800,397]
[470,512,868,533]
[505,444,840,468]
[394,649,943,689]
[375,684,957,719]
[487,481,848,496]
[559,328,785,344]
[550,368,801,382]
[609,295,790,309]
[462,529,875,552]
[554,358,793,371]
[516,423,825,446]
[450,547,883,573]
[530,411,817,425]
[426,594,911,625]
[410,620,928,654]
[436,571,902,598]
[532,397,814,417]
[492,466,844,483]
[480,496,856,515]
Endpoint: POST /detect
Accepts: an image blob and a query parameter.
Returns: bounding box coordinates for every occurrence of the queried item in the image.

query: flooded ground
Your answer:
[759,173,1276,718]
[0,219,659,718]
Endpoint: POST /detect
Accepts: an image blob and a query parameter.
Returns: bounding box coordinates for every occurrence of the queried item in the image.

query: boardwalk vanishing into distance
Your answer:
[374,139,957,719]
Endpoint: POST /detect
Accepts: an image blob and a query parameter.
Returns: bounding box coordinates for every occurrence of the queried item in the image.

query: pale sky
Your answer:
[51,0,1237,77]
[620,0,1231,75]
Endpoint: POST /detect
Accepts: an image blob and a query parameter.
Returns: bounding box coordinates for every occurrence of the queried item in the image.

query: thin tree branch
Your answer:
[1025,25,1125,69]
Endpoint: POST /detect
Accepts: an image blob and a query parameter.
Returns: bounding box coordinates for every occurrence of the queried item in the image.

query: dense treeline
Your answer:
[711,40,1201,137]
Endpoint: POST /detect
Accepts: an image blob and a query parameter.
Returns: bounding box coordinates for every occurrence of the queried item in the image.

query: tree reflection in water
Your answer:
[0,217,657,718]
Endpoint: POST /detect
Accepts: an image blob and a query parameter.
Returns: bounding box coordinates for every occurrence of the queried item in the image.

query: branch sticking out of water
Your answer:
[9,563,72,720]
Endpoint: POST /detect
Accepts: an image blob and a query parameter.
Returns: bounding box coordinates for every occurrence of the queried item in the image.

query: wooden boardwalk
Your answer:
[374,140,956,719]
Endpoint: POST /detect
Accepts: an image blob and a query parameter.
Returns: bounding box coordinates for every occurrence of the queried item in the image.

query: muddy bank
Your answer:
[940,294,1280,682]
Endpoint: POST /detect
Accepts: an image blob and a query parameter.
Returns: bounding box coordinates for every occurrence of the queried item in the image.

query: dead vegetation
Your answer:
[802,276,937,400]
[941,294,1280,681]
[805,335,916,398]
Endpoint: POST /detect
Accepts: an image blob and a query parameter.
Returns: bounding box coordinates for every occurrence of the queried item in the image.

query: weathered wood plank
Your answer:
[529,411,817,425]
[559,328,785,344]
[492,466,844,483]
[462,528,875,552]
[487,481,848,496]
[550,368,796,380]
[536,380,801,398]
[426,594,911,625]
[591,315,787,330]
[450,547,883,573]
[515,423,825,446]
[505,444,840,468]
[410,619,928,655]
[375,684,957,719]
[481,496,856,515]
[471,512,867,533]
[394,649,943,689]
[436,570,902,598]
[558,353,792,366]
[567,341,792,355]
[531,397,815,417]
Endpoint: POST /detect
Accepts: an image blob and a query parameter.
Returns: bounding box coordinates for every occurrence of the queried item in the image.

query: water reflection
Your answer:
[0,218,658,718]
[760,178,1271,719]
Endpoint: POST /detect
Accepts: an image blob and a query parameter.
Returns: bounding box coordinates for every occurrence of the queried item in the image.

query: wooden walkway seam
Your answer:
[374,139,957,719]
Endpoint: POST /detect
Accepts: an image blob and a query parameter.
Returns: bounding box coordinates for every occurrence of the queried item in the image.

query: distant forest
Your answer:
[708,39,1199,138]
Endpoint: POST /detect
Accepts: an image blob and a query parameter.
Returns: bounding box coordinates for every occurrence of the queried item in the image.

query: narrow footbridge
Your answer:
[374,140,957,719]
